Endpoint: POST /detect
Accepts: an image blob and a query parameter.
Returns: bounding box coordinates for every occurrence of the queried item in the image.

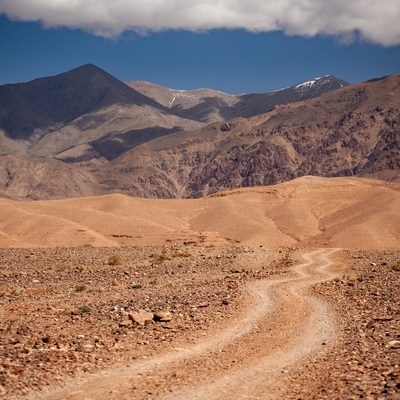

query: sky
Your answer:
[1,0,400,94]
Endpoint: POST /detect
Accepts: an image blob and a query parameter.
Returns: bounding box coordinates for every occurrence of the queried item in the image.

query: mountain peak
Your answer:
[63,63,110,77]
[290,75,348,99]
[0,64,166,139]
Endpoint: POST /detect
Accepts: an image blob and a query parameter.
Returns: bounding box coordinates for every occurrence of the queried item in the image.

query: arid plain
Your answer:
[0,176,399,399]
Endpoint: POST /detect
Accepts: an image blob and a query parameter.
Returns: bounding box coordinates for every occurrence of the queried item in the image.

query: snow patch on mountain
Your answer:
[295,79,316,89]
[295,76,332,89]
[293,75,339,97]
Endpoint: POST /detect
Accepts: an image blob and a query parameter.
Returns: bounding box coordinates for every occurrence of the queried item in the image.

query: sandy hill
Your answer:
[0,176,399,250]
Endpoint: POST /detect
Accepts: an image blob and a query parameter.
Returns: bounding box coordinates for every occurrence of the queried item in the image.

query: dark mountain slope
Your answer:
[0,64,168,140]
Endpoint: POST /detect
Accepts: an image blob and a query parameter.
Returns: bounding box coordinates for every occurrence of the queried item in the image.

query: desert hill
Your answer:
[0,176,399,250]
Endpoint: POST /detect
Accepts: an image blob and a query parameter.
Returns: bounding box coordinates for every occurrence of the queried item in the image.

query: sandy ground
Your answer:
[0,176,399,250]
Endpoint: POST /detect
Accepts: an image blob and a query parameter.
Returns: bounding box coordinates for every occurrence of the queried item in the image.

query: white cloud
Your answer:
[1,0,399,46]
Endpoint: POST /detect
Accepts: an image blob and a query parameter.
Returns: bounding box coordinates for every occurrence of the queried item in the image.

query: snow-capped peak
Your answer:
[294,75,333,90]
[295,79,317,89]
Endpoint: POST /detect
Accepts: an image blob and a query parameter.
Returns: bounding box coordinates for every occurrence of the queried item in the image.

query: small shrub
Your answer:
[131,283,142,289]
[392,263,400,272]
[10,287,24,295]
[171,251,192,258]
[77,265,90,272]
[79,305,91,314]
[56,264,71,272]
[108,255,122,266]
[75,284,86,292]
[151,250,171,265]
[152,300,168,310]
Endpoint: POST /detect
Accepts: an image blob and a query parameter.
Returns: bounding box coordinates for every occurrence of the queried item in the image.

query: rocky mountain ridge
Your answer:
[93,75,400,198]
[0,65,398,200]
[128,75,348,122]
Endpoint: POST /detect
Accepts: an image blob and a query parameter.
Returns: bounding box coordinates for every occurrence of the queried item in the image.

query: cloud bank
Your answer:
[1,0,400,46]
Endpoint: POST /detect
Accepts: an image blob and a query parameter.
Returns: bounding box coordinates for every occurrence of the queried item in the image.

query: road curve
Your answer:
[30,248,340,400]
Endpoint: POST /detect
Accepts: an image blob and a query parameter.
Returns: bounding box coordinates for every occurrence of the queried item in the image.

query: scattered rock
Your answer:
[387,340,400,348]
[2,245,398,399]
[129,311,154,325]
[119,319,133,327]
[153,311,172,322]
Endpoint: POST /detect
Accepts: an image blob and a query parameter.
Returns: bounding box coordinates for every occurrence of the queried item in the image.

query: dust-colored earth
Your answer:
[0,177,399,399]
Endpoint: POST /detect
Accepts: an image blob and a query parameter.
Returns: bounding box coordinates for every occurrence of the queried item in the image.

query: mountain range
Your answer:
[0,64,398,200]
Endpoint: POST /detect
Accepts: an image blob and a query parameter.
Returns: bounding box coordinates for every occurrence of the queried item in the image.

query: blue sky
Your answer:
[1,1,400,94]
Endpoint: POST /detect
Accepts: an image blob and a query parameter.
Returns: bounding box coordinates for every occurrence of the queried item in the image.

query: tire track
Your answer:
[161,248,339,399]
[31,248,339,400]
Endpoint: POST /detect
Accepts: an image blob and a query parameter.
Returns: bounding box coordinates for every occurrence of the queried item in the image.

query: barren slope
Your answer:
[0,64,203,163]
[0,176,399,250]
[127,81,238,123]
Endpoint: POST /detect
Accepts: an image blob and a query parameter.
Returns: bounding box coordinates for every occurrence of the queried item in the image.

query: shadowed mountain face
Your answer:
[0,64,167,140]
[0,65,398,201]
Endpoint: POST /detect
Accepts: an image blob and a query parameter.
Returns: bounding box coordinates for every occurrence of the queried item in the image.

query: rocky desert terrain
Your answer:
[0,177,399,399]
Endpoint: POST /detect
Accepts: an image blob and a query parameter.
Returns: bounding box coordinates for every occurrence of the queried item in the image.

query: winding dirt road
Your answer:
[33,248,340,400]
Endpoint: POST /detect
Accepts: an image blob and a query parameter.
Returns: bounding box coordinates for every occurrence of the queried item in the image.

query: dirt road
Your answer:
[31,248,339,400]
